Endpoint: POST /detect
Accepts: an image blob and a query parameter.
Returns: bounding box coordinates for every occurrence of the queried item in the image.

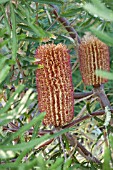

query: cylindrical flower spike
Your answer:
[79,34,110,86]
[35,44,74,127]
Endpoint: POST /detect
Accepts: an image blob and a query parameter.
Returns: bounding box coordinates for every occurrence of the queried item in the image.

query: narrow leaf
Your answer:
[0,65,10,84]
[83,0,113,21]
[0,89,34,126]
[10,2,18,60]
[0,128,72,151]
[0,85,25,114]
[49,158,64,170]
[0,0,9,4]
[96,70,113,80]
[32,0,63,5]
[103,147,111,170]
[90,28,113,46]
[3,112,46,144]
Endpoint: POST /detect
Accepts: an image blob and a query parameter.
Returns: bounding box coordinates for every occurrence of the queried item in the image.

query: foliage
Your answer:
[0,0,113,169]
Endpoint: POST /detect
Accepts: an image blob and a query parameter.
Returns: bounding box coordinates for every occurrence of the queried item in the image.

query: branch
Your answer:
[51,5,81,43]
[93,85,111,109]
[63,109,113,129]
[74,91,93,99]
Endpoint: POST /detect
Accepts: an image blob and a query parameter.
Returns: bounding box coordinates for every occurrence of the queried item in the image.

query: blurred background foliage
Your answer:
[0,0,113,169]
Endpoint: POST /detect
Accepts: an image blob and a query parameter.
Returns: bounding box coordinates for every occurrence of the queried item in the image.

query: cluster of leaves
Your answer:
[0,0,113,169]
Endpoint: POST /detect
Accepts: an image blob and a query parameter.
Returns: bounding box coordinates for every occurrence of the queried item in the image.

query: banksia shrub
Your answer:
[79,34,110,86]
[35,44,74,127]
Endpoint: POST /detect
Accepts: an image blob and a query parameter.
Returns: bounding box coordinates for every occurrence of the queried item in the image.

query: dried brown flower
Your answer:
[35,44,74,127]
[79,34,110,86]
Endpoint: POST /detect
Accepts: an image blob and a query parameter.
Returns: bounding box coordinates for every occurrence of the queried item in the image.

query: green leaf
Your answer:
[1,7,11,35]
[0,39,9,48]
[32,0,63,5]
[0,65,10,84]
[0,134,50,151]
[0,84,25,114]
[61,8,82,17]
[83,0,113,21]
[3,112,46,144]
[89,28,113,46]
[10,2,18,61]
[49,157,64,170]
[109,134,113,149]
[95,70,113,80]
[18,156,47,170]
[0,89,34,126]
[63,159,72,170]
[0,56,8,70]
[0,0,9,4]
[0,155,47,170]
[0,128,72,151]
[103,147,111,170]
[0,28,7,37]
[24,8,51,38]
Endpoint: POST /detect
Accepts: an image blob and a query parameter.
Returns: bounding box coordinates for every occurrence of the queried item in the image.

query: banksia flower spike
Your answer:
[79,34,110,86]
[35,44,74,127]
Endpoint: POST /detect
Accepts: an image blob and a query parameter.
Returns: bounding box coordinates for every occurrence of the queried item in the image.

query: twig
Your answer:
[74,94,94,104]
[75,97,97,119]
[77,141,101,163]
[3,125,54,135]
[36,139,54,150]
[0,15,4,22]
[46,18,58,31]
[59,135,67,161]
[72,59,79,72]
[44,4,52,24]
[3,108,113,134]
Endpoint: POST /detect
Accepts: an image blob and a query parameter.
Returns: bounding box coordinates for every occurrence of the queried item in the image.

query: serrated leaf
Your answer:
[83,0,113,21]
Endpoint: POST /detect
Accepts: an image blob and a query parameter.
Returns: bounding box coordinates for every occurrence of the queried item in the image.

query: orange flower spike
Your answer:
[35,44,74,127]
[79,35,110,86]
